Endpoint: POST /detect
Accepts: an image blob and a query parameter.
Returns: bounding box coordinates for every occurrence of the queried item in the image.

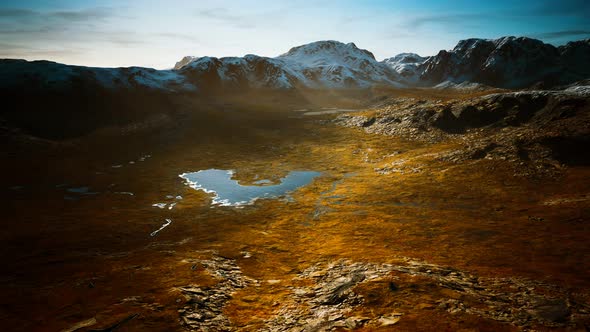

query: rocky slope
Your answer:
[419,37,590,88]
[1,37,589,140]
[0,59,194,139]
[381,53,429,84]
[178,252,590,331]
[335,86,590,177]
[1,37,589,94]
[175,41,402,90]
[173,56,198,71]
[0,59,194,92]
[174,37,590,90]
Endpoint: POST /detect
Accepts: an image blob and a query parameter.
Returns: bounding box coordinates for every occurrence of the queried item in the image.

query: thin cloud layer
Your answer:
[531,30,590,40]
[0,7,115,21]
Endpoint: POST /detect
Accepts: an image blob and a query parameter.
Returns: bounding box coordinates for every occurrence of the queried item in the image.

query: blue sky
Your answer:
[0,0,588,68]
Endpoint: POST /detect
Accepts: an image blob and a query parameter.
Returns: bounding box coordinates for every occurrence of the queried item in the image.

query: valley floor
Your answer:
[1,90,589,331]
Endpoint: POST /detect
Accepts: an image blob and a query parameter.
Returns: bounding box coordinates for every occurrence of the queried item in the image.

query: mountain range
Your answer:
[1,36,589,94]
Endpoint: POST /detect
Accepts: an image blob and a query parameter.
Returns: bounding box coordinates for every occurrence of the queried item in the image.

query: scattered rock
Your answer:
[344,316,370,329]
[178,254,255,331]
[334,90,590,177]
[528,216,545,222]
[378,313,402,326]
[60,317,97,332]
[177,254,589,331]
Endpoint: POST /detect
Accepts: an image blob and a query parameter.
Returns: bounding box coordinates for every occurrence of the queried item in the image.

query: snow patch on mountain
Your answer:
[381,53,428,83]
[279,41,402,88]
[176,40,403,89]
[178,55,297,89]
[2,37,589,92]
[433,80,492,91]
[0,59,195,91]
[174,56,198,70]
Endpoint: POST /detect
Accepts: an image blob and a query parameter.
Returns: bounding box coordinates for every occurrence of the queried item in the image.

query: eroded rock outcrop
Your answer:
[177,254,590,331]
[334,88,590,176]
[178,254,256,331]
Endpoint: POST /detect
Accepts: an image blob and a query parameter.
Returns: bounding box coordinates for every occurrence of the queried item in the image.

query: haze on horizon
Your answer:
[0,0,588,69]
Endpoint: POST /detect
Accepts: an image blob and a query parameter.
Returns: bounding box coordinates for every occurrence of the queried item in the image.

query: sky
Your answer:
[0,0,588,69]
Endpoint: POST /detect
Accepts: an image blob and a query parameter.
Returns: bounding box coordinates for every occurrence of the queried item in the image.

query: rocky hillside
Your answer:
[381,53,429,84]
[419,37,590,89]
[1,37,589,139]
[174,37,590,90]
[175,41,402,90]
[0,59,193,139]
[1,37,589,94]
[335,85,590,177]
[0,59,194,92]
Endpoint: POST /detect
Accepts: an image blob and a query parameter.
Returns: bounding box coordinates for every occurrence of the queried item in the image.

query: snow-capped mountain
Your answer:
[1,37,589,94]
[173,56,198,70]
[174,37,589,90]
[381,53,428,84]
[0,59,194,92]
[177,55,297,90]
[3,41,405,94]
[419,37,590,88]
[277,41,401,88]
[176,41,403,89]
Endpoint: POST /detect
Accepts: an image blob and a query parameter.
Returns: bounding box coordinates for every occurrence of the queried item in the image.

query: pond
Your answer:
[179,169,321,206]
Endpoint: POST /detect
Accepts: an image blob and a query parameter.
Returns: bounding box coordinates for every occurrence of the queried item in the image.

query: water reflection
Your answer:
[179,169,320,206]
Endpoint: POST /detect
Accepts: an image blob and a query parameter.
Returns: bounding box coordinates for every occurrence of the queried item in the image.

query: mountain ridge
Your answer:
[2,37,589,92]
[418,36,590,88]
[174,40,402,90]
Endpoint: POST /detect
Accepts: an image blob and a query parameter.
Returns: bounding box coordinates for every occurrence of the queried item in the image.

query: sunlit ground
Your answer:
[1,96,589,331]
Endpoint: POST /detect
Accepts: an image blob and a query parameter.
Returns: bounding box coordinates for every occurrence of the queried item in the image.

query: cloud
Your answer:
[0,27,54,34]
[531,30,590,39]
[156,32,202,43]
[401,0,590,30]
[194,8,258,29]
[49,7,114,22]
[0,7,127,45]
[193,5,291,30]
[0,7,118,24]
[0,42,28,49]
[398,2,590,37]
[105,36,148,46]
[407,13,489,29]
[0,8,36,18]
[196,8,241,22]
[529,0,590,17]
[0,41,87,59]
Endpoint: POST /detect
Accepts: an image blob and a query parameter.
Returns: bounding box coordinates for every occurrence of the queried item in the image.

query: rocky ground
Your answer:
[334,86,590,178]
[3,86,590,332]
[177,252,590,331]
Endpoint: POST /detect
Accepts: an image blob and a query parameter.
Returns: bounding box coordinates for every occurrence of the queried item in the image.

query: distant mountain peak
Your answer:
[384,53,426,64]
[381,53,428,83]
[278,40,376,62]
[168,40,400,89]
[419,36,588,88]
[168,36,589,90]
[173,56,198,70]
[7,36,586,95]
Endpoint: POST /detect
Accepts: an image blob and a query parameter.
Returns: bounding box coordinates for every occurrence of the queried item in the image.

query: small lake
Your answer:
[179,169,321,206]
